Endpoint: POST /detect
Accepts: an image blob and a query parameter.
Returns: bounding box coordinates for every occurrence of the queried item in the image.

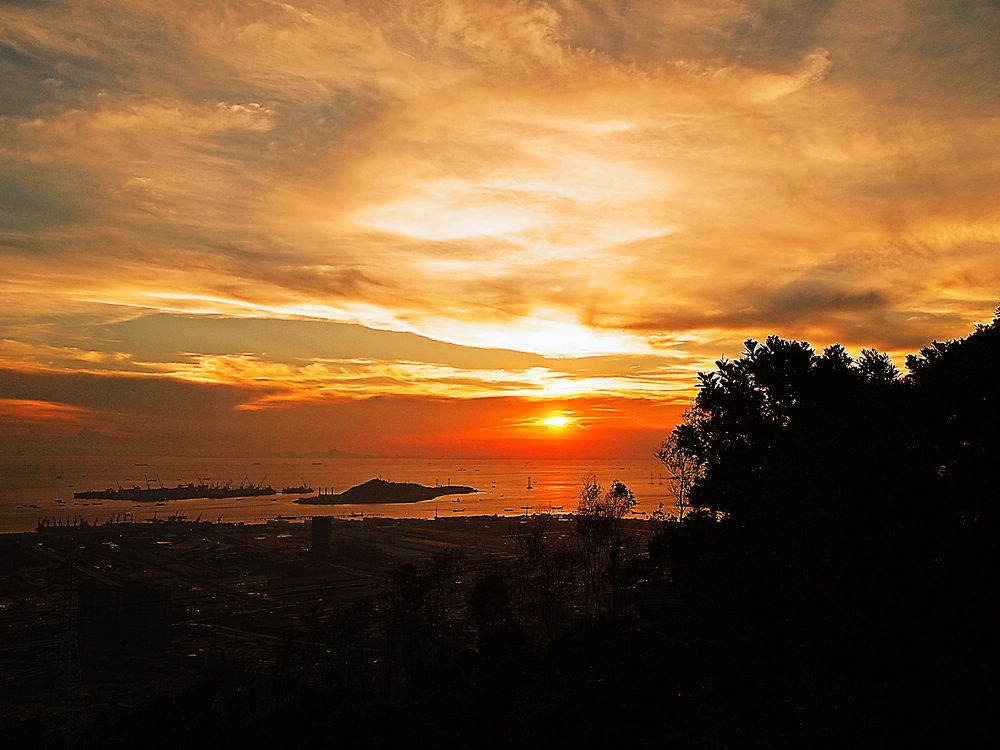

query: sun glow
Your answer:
[540,415,570,428]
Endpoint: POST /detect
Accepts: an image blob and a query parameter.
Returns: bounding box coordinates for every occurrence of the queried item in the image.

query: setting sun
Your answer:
[1,0,997,462]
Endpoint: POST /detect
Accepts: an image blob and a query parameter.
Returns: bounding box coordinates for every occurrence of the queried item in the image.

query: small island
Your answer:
[294,478,478,505]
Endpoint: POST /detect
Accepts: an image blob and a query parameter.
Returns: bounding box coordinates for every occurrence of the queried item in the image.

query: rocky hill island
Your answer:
[295,478,478,505]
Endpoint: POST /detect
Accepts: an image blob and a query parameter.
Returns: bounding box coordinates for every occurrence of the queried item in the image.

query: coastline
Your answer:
[0,455,675,534]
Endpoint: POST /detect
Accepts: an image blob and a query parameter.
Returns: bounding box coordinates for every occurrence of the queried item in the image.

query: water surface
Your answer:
[1,455,676,533]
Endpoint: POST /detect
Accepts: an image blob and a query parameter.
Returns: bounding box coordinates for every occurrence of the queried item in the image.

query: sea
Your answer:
[0,455,677,534]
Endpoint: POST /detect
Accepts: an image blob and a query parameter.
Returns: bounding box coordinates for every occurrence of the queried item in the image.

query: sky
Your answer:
[1,0,999,458]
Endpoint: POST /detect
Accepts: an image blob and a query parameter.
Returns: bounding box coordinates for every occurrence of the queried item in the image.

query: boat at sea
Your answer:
[280,483,314,494]
[73,479,277,503]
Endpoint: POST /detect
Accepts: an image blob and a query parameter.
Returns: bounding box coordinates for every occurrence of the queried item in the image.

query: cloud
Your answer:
[0,313,695,411]
[0,397,97,428]
[0,364,683,458]
[1,0,999,454]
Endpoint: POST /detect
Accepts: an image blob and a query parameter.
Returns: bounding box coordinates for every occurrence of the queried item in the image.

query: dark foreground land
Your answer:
[1,508,994,750]
[0,514,639,749]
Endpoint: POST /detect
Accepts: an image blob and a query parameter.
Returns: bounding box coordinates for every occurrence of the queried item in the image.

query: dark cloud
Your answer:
[98,313,549,370]
[766,282,885,316]
[0,366,252,417]
[0,162,88,231]
[0,41,65,115]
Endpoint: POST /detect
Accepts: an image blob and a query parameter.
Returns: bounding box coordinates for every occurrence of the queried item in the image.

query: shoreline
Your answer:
[0,455,674,534]
[20,509,590,536]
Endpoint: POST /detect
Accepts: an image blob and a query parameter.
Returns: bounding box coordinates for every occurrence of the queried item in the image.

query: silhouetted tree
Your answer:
[468,571,510,634]
[467,571,527,660]
[423,547,464,647]
[378,549,465,696]
[576,478,604,617]
[646,309,1000,747]
[510,513,572,639]
[655,423,704,520]
[670,333,912,522]
[380,562,429,694]
[906,306,1000,525]
[576,478,637,615]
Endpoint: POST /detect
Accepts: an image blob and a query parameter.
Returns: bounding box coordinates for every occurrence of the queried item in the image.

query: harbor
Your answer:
[1,455,676,534]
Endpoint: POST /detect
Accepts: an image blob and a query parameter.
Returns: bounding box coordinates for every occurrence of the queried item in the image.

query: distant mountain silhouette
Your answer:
[296,447,367,458]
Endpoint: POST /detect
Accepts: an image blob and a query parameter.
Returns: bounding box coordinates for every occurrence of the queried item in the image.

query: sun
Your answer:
[540,415,571,428]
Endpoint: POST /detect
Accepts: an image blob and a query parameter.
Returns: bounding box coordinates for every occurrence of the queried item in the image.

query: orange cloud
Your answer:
[0,398,97,429]
[1,0,999,457]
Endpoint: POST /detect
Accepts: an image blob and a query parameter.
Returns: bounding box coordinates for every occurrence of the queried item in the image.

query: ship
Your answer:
[73,478,277,502]
[280,483,313,494]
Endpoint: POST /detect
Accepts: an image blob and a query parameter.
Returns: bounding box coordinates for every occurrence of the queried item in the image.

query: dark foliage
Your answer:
[649,307,1000,747]
[906,306,1000,523]
[671,334,919,522]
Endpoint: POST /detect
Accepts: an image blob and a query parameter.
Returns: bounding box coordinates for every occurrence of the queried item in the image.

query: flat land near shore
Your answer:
[0,515,649,732]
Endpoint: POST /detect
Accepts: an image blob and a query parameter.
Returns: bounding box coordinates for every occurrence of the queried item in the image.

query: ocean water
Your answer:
[0,455,677,534]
